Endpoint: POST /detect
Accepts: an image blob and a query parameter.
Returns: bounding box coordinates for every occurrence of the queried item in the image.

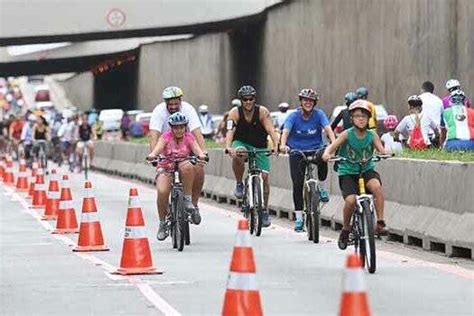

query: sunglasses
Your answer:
[242,97,255,102]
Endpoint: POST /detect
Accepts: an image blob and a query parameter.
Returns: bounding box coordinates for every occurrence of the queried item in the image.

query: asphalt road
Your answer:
[1,166,473,315]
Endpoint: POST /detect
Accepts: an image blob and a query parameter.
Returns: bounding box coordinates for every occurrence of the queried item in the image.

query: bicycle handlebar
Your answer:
[328,154,393,164]
[146,155,209,165]
[224,148,275,157]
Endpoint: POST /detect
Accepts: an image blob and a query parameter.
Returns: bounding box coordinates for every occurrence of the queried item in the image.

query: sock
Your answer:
[295,210,303,222]
[319,179,328,191]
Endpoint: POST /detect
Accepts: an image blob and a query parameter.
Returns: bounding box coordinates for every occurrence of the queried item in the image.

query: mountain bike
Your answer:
[147,155,207,252]
[329,154,391,273]
[227,148,273,237]
[289,149,326,243]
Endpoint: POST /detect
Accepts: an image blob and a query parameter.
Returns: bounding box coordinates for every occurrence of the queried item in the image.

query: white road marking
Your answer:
[3,185,181,315]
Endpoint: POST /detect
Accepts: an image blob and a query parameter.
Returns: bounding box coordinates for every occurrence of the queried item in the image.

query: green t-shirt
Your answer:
[337,127,376,176]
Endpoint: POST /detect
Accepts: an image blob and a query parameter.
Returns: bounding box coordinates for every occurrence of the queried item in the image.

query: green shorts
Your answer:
[232,140,270,173]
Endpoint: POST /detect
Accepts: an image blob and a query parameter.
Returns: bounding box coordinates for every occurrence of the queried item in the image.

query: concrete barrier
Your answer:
[92,140,474,260]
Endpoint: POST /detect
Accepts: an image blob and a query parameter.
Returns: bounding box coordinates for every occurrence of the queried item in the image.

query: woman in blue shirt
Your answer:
[280,89,336,232]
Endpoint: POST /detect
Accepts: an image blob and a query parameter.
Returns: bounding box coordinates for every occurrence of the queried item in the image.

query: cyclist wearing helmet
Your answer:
[322,100,390,249]
[147,112,207,241]
[331,91,357,133]
[280,88,336,232]
[355,86,377,130]
[442,79,471,109]
[439,90,474,151]
[20,115,36,165]
[225,85,279,227]
[394,95,438,148]
[275,102,291,129]
[149,86,207,222]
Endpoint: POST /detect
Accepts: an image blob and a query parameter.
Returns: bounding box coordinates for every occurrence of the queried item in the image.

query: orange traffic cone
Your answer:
[30,168,47,208]
[42,169,60,220]
[339,254,371,316]
[2,157,15,186]
[52,175,79,234]
[27,162,38,199]
[113,188,161,275]
[222,220,263,316]
[15,159,29,192]
[73,181,109,252]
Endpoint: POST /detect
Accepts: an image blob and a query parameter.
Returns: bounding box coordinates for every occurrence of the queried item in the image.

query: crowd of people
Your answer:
[143,80,472,249]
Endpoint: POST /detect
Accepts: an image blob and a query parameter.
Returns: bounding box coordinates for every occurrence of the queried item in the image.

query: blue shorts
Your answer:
[444,139,474,151]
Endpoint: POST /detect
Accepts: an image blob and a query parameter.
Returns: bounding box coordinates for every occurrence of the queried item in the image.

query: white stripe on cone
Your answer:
[343,268,366,292]
[124,226,147,238]
[235,230,252,247]
[83,188,94,198]
[128,196,140,208]
[48,191,60,199]
[35,184,46,191]
[59,200,74,210]
[81,212,99,223]
[226,272,259,291]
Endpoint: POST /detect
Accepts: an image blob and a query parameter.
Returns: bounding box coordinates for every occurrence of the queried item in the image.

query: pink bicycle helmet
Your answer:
[383,115,399,130]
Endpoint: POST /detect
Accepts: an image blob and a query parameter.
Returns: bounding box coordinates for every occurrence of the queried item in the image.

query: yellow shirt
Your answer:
[367,101,377,130]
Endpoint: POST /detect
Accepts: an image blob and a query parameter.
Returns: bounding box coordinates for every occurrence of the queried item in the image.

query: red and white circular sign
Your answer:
[106,8,126,27]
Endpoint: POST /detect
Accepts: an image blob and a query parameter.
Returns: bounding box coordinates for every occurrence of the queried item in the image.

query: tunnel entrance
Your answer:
[93,52,138,111]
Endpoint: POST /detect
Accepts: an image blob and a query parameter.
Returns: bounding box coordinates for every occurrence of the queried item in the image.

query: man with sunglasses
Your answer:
[225,85,279,227]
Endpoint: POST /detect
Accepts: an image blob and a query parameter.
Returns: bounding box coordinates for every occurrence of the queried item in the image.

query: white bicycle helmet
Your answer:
[445,79,460,91]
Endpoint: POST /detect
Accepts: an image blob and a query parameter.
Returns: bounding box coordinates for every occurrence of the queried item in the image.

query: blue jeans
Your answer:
[444,139,474,151]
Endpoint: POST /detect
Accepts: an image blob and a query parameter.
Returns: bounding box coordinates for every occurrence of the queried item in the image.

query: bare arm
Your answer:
[191,128,207,153]
[259,106,279,150]
[148,130,161,152]
[149,136,166,157]
[322,131,348,161]
[279,129,290,152]
[323,125,336,144]
[439,127,446,147]
[190,139,205,158]
[372,132,387,154]
[225,108,239,150]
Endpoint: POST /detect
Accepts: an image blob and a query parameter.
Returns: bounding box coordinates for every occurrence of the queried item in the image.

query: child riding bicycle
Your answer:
[322,100,390,250]
[147,112,206,241]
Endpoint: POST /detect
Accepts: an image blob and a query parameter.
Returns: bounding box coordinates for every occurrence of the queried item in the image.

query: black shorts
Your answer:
[339,169,381,199]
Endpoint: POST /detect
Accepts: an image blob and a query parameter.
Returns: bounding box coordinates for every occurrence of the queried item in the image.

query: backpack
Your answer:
[408,114,427,150]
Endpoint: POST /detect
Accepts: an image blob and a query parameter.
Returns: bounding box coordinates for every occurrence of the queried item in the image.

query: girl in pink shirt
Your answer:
[147,112,205,225]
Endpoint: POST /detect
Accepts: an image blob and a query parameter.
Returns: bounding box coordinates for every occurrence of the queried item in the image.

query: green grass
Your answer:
[129,136,473,162]
[129,136,222,149]
[399,148,474,162]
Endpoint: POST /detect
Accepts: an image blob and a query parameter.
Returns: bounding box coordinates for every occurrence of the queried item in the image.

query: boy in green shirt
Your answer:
[323,100,390,250]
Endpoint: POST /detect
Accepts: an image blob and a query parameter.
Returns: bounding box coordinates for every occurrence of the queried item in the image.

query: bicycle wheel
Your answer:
[173,190,185,252]
[309,183,320,243]
[243,180,254,234]
[360,200,376,273]
[184,220,190,245]
[252,176,263,237]
[83,154,89,180]
[304,186,313,240]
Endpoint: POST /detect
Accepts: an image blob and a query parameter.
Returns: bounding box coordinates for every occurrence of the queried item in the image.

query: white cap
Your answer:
[445,79,460,90]
[231,99,241,107]
[199,104,208,112]
[278,102,290,108]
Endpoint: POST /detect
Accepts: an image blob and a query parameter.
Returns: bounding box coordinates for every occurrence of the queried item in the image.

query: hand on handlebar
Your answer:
[322,152,331,162]
[280,145,289,154]
[225,147,237,158]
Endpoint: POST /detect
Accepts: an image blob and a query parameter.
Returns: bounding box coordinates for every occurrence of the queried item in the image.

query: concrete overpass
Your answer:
[0,0,282,45]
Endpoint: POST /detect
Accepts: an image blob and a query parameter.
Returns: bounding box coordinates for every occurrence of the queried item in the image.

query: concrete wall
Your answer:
[92,141,474,259]
[56,72,94,111]
[258,0,473,117]
[137,33,235,113]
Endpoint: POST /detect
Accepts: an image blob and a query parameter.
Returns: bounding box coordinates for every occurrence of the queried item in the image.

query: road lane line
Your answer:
[4,185,181,315]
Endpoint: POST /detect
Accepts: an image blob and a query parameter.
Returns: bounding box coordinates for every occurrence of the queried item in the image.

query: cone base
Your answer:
[113,267,163,275]
[16,188,28,192]
[41,215,58,220]
[73,245,109,252]
[52,229,79,234]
